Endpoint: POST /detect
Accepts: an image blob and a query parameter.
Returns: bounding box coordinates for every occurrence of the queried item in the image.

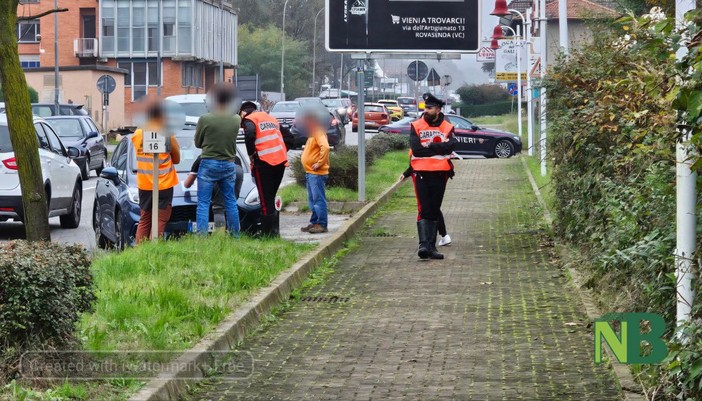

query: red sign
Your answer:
[476,47,495,62]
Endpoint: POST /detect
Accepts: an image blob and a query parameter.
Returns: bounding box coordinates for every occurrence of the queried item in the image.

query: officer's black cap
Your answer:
[240,101,258,113]
[422,93,445,108]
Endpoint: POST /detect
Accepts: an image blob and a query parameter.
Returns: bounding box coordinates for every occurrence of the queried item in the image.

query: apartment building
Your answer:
[16,0,238,129]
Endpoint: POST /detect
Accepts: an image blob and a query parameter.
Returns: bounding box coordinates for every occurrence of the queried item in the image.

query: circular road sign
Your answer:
[407,61,429,82]
[508,83,518,96]
[97,75,116,94]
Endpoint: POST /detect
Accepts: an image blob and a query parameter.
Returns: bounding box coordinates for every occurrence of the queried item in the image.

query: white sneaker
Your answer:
[438,234,452,246]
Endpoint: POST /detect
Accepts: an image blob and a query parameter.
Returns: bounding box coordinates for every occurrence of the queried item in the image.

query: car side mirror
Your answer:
[87,131,99,139]
[66,146,81,158]
[471,125,479,131]
[100,166,119,183]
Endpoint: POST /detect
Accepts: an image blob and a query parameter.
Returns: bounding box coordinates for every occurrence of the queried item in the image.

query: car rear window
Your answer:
[0,125,12,152]
[365,106,385,113]
[179,102,208,117]
[49,119,84,139]
[398,98,415,105]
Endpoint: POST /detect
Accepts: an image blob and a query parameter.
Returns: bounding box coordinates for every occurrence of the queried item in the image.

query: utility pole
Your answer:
[312,8,324,97]
[356,60,366,202]
[526,7,534,156]
[675,0,697,329]
[516,25,522,141]
[558,0,569,54]
[157,0,162,96]
[280,0,290,100]
[219,1,224,83]
[539,0,547,176]
[53,0,59,111]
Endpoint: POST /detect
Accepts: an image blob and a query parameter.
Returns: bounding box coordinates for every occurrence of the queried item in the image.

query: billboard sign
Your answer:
[476,46,495,62]
[495,40,527,82]
[325,0,481,53]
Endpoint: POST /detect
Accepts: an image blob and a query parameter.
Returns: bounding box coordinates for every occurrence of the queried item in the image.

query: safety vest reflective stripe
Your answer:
[246,111,288,166]
[137,166,174,175]
[258,144,285,156]
[409,119,453,172]
[136,155,172,166]
[255,133,281,145]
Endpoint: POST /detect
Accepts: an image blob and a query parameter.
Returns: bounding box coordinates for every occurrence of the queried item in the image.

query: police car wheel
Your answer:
[494,140,514,159]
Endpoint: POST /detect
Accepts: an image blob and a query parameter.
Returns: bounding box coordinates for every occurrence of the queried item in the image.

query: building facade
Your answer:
[16,0,237,129]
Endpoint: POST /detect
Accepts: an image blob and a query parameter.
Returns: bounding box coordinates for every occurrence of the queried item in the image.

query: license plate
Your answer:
[190,222,215,233]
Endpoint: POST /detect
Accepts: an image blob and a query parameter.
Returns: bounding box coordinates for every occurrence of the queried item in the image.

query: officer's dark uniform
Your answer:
[241,102,294,236]
[409,93,457,260]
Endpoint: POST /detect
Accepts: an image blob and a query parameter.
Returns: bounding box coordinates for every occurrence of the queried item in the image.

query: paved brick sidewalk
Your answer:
[188,158,622,401]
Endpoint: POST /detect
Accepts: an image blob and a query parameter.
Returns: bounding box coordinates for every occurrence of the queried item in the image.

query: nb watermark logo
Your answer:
[594,313,668,364]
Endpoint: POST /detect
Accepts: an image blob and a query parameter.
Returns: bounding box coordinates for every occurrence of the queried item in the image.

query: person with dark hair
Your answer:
[409,93,457,260]
[132,100,181,243]
[240,101,293,237]
[194,84,241,236]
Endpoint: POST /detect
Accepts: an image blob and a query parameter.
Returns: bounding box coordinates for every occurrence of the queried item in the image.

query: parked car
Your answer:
[397,97,417,113]
[290,108,345,149]
[45,115,107,180]
[377,99,404,121]
[322,98,353,124]
[294,97,325,107]
[378,114,523,158]
[270,101,302,130]
[93,129,262,249]
[165,94,208,127]
[352,103,391,132]
[0,114,82,228]
[31,103,89,117]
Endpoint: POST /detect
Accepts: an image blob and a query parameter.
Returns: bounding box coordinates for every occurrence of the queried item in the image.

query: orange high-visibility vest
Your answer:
[409,118,452,172]
[246,112,288,166]
[131,129,179,191]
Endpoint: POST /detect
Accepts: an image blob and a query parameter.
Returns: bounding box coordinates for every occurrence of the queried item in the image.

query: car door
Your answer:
[83,118,104,168]
[41,123,75,206]
[99,139,129,240]
[446,115,479,154]
[33,123,52,196]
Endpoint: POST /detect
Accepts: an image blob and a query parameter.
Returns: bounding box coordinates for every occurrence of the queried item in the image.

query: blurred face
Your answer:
[423,105,440,120]
[303,115,320,135]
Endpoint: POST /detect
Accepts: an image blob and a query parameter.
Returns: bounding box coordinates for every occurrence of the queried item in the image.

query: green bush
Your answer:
[456,101,513,117]
[0,86,39,103]
[291,134,409,191]
[0,241,95,378]
[455,84,509,105]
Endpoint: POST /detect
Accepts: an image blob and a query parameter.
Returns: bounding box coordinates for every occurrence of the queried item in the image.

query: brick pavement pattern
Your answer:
[188,158,622,400]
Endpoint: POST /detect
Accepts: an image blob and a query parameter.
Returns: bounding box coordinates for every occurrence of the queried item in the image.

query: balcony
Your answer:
[73,38,98,58]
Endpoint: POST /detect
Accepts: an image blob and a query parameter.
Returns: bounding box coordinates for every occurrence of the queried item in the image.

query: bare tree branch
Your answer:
[17,8,68,21]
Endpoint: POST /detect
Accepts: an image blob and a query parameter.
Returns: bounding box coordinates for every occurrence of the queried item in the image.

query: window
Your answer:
[118,60,161,100]
[20,55,40,68]
[17,20,39,43]
[177,0,191,53]
[132,4,145,52]
[35,124,51,151]
[181,63,203,88]
[111,140,128,172]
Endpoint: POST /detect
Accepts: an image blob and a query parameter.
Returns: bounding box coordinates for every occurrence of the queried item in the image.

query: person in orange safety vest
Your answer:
[131,101,181,243]
[409,93,457,260]
[240,101,294,237]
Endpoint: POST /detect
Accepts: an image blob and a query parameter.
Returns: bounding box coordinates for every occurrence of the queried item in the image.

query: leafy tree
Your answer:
[0,85,39,103]
[237,24,310,99]
[455,84,508,105]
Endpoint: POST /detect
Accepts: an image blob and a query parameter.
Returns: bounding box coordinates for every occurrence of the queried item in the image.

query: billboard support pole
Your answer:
[357,59,366,202]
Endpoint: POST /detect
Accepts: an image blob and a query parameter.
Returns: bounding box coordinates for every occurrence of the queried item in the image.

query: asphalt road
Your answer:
[0,122,378,250]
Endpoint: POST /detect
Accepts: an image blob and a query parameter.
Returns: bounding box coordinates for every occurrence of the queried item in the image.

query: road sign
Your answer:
[364,70,374,88]
[476,46,496,62]
[142,131,167,154]
[442,74,452,87]
[407,61,428,82]
[508,83,518,96]
[325,0,481,53]
[427,68,441,86]
[495,40,527,82]
[97,75,116,94]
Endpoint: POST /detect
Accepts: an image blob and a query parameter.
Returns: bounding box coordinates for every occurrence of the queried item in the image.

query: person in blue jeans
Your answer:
[300,108,330,234]
[194,84,241,236]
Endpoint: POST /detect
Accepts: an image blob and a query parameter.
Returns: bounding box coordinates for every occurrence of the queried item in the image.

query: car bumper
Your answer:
[0,195,24,221]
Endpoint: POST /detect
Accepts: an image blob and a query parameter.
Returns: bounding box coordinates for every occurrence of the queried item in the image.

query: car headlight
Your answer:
[127,187,139,204]
[513,135,522,143]
[244,188,260,206]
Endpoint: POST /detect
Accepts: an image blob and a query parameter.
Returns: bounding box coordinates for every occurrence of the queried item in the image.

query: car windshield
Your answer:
[174,135,202,172]
[271,102,301,112]
[0,125,12,152]
[179,102,208,117]
[296,98,322,105]
[365,105,385,113]
[398,98,415,105]
[48,119,84,139]
[323,99,344,107]
[32,106,54,117]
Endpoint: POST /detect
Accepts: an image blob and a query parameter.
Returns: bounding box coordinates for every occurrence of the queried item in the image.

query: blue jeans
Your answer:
[197,159,240,236]
[306,173,328,228]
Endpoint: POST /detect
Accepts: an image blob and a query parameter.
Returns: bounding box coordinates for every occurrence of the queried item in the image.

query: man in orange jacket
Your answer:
[409,93,457,260]
[131,101,181,243]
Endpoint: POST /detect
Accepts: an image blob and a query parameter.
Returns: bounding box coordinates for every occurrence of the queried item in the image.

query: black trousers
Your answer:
[412,171,449,222]
[253,162,286,216]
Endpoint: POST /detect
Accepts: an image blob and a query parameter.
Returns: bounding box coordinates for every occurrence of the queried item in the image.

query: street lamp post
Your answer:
[508,8,528,149]
[312,7,324,96]
[280,0,290,100]
[53,0,59,111]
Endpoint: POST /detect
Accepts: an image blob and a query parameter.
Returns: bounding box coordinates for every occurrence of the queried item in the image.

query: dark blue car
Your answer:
[92,129,262,249]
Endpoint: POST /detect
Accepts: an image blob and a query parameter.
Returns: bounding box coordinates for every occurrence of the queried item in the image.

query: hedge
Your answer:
[456,100,513,118]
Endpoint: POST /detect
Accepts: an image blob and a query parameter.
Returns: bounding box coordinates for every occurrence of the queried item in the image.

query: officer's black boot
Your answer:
[426,220,444,260]
[417,220,431,259]
[269,211,280,238]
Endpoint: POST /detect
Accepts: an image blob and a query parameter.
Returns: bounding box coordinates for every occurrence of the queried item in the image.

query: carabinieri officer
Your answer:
[409,93,457,260]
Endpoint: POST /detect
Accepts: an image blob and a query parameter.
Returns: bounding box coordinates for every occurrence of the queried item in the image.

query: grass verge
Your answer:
[279,150,408,206]
[1,233,314,401]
